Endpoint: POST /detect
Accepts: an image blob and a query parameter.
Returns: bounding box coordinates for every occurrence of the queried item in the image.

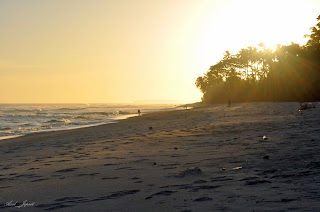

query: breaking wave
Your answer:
[0,103,180,139]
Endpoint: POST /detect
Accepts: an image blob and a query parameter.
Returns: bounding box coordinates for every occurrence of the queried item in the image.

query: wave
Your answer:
[80,110,132,116]
[0,127,11,131]
[74,115,102,120]
[0,103,179,140]
[8,113,38,117]
[4,111,48,118]
[81,112,109,116]
[46,118,71,123]
[56,107,87,111]
[46,119,58,123]
[8,109,33,112]
[0,127,37,135]
[118,110,132,115]
[6,107,43,112]
[41,125,54,129]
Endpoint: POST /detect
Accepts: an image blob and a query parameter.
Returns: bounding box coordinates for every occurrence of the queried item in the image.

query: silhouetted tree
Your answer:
[196,14,320,103]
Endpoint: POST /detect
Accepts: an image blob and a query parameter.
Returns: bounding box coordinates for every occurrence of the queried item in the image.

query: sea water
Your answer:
[0,103,183,140]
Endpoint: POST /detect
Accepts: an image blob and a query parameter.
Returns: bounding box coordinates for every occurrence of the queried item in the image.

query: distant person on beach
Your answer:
[228,98,231,107]
[138,109,141,116]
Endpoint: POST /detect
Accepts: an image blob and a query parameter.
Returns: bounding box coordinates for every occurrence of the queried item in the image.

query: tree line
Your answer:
[196,15,320,104]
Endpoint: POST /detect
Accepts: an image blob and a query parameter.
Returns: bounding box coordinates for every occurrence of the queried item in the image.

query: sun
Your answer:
[259,42,277,52]
[194,0,314,70]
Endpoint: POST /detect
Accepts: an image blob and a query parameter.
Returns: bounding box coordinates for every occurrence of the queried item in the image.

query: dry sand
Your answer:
[0,102,319,211]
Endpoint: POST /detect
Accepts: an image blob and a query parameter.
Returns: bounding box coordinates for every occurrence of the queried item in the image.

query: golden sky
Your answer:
[1,0,320,103]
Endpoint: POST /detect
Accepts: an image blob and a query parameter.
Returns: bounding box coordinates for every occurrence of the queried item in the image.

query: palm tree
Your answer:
[305,15,320,52]
[237,48,250,79]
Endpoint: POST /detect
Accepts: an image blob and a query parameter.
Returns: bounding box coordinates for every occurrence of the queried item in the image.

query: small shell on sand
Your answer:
[233,166,242,170]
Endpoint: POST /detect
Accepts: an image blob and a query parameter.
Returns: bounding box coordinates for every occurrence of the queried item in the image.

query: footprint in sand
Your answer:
[145,190,177,200]
[56,168,78,173]
[101,177,119,180]
[28,167,40,170]
[77,173,99,177]
[193,197,213,202]
[31,178,49,182]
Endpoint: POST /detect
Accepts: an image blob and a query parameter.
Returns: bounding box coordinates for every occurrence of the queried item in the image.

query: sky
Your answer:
[1,0,320,103]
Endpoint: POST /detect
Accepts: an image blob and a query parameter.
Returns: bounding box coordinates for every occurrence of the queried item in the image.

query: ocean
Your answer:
[0,103,183,140]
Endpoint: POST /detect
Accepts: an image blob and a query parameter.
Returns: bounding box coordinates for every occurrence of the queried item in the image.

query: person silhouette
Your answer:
[138,109,141,116]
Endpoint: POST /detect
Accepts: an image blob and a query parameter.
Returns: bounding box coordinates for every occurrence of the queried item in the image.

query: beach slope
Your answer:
[0,102,319,211]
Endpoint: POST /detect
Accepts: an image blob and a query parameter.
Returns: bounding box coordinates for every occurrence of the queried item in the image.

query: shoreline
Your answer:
[0,103,190,142]
[0,114,138,142]
[1,102,319,211]
[0,105,194,145]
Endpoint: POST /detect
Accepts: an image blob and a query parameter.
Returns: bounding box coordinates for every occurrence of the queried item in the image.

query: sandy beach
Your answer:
[0,102,320,211]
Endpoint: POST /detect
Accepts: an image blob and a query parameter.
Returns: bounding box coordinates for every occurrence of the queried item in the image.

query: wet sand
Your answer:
[0,102,320,211]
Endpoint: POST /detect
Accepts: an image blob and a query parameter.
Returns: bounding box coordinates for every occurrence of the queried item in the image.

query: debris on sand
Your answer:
[177,167,203,177]
[299,102,316,111]
[263,136,268,140]
[232,166,242,170]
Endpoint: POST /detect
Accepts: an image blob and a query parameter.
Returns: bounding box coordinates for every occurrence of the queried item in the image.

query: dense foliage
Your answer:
[196,15,320,103]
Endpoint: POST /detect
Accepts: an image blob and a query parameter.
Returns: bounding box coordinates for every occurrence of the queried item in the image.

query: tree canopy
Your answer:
[196,15,320,104]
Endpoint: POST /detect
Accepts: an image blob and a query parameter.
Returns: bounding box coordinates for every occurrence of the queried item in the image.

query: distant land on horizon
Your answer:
[133,100,195,104]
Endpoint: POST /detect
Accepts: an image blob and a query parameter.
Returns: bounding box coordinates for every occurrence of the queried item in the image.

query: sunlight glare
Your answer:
[195,0,312,67]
